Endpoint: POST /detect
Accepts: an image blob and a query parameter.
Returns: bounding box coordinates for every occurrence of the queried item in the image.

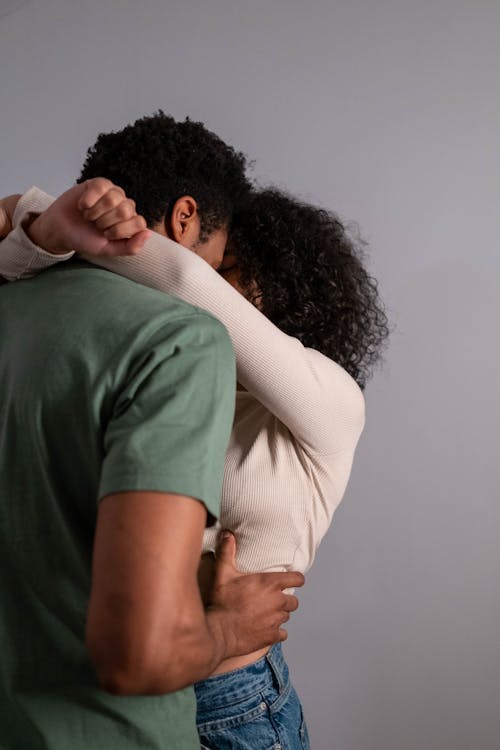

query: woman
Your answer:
[0,184,389,749]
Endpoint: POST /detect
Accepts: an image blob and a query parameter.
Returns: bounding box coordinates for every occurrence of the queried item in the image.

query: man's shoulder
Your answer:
[1,260,233,365]
[39,259,227,332]
[52,259,198,312]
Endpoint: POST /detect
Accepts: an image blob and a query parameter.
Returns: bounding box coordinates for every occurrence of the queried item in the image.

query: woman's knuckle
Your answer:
[96,177,112,191]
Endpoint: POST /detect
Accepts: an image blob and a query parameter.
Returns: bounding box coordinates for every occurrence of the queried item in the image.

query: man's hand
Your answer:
[27,179,150,256]
[206,532,304,658]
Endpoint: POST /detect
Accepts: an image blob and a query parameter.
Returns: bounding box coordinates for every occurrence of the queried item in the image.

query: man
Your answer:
[0,114,303,749]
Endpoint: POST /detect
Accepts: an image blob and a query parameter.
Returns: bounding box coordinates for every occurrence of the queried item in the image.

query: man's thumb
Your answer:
[215,530,237,569]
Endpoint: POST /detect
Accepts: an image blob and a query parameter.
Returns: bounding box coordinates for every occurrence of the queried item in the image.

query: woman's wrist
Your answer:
[24,212,69,255]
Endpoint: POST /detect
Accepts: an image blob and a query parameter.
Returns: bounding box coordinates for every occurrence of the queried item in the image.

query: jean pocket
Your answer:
[197,692,281,750]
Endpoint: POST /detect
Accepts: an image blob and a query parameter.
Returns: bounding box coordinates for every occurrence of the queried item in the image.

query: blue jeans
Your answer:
[194,644,310,750]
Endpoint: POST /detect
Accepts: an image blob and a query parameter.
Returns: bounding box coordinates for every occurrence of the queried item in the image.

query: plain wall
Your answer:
[1,1,499,748]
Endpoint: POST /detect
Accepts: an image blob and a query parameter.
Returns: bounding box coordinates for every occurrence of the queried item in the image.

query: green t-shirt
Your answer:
[0,261,236,749]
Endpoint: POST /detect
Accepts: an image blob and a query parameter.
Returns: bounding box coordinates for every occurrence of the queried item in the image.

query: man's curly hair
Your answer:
[229,190,390,389]
[78,111,250,240]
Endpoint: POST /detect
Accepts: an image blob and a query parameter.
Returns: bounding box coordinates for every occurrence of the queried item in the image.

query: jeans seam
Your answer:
[196,675,273,715]
[197,697,269,733]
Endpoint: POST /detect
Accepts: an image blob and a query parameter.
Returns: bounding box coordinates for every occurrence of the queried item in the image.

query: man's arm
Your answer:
[88,491,302,695]
[88,304,303,696]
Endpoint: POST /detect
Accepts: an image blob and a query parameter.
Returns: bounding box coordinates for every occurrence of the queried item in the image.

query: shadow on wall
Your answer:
[0,0,32,21]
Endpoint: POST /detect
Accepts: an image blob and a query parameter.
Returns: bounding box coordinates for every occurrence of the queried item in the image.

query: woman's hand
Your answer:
[0,194,22,238]
[26,178,150,257]
[0,195,22,283]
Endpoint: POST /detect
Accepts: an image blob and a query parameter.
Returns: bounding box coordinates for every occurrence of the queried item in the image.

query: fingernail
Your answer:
[221,530,232,540]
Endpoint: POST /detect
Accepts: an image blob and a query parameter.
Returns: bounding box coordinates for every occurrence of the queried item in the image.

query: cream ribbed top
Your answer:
[1,187,365,573]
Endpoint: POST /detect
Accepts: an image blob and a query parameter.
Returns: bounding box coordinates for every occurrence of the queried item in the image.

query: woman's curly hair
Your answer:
[228,189,390,389]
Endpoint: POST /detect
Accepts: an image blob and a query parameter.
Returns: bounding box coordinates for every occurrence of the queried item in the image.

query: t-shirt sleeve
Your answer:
[98,312,236,524]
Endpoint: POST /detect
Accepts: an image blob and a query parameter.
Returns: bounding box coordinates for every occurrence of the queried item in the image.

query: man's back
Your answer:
[0,260,235,749]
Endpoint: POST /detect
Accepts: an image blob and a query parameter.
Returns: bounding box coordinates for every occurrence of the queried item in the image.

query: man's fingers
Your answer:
[278,628,289,642]
[266,571,305,591]
[215,531,237,567]
[251,571,304,591]
[283,594,299,613]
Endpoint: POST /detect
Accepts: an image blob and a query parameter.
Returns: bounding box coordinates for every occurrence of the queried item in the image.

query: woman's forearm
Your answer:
[1,187,365,456]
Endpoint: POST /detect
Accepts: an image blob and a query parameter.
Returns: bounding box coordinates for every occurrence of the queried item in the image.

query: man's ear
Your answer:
[166,196,201,249]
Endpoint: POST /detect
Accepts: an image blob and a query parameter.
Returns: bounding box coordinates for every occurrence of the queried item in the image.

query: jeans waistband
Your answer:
[194,643,289,711]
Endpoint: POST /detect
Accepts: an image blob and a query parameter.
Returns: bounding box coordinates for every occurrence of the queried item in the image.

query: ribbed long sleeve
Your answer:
[0,187,366,573]
[2,188,365,455]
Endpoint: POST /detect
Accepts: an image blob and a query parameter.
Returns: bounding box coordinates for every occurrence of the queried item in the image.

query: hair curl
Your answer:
[78,111,250,239]
[229,190,390,389]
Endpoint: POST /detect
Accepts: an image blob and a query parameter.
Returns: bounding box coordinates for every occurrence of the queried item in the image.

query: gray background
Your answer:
[1,1,499,748]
